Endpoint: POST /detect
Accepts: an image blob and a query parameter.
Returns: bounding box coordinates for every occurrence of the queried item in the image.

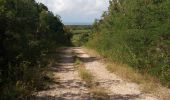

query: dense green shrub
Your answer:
[0,0,71,99]
[72,33,89,46]
[68,25,91,46]
[87,0,170,86]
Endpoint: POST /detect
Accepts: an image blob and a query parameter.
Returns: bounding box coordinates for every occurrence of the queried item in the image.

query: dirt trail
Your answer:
[74,47,157,100]
[30,47,91,100]
[30,47,158,100]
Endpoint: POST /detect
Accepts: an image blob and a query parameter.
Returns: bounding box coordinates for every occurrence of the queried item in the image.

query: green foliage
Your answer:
[87,0,170,86]
[66,25,92,31]
[72,33,89,46]
[68,25,91,46]
[0,0,71,99]
[71,29,91,34]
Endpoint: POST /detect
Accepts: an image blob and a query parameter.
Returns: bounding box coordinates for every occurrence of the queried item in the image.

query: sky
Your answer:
[35,0,109,24]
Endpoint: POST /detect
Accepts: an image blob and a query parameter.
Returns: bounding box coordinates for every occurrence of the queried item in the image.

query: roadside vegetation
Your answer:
[74,57,109,100]
[66,25,91,46]
[84,48,170,100]
[0,0,71,99]
[86,0,170,88]
[106,62,170,100]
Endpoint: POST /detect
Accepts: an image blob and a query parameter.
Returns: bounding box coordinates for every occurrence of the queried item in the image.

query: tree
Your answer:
[0,0,71,99]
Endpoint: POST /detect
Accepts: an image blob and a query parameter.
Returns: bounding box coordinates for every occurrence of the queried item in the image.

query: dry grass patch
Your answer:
[106,63,144,84]
[74,56,94,86]
[78,66,94,87]
[73,55,110,99]
[78,66,110,99]
[90,87,109,100]
[106,63,170,100]
[83,47,101,58]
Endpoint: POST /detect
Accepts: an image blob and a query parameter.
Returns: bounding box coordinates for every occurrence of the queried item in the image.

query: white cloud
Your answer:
[35,0,109,23]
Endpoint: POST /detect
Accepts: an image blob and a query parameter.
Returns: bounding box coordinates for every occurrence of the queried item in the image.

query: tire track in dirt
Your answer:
[74,47,158,100]
[30,47,91,100]
[29,47,158,100]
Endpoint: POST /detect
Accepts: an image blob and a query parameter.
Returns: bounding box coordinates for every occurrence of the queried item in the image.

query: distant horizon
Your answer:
[64,22,93,25]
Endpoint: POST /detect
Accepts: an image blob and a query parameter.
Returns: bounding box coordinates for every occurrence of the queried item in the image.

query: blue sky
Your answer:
[35,0,109,24]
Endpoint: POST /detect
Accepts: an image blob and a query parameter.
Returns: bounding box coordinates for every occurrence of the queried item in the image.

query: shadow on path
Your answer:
[28,93,140,100]
[27,47,144,100]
